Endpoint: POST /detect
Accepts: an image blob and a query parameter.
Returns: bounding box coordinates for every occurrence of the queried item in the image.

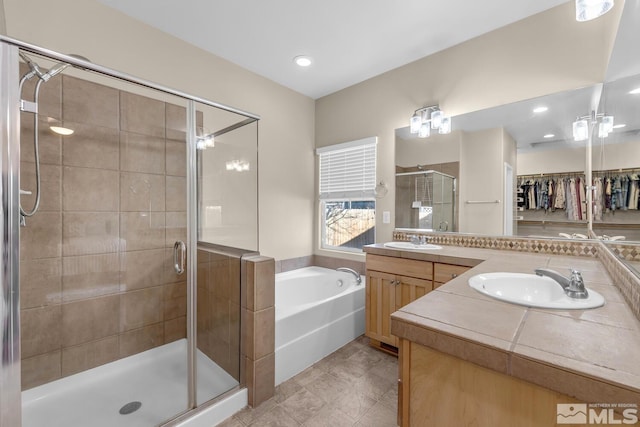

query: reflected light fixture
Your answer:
[47,117,74,135]
[543,133,555,139]
[575,0,614,22]
[533,106,548,113]
[50,125,74,136]
[572,113,614,141]
[629,88,640,95]
[408,105,451,138]
[196,133,215,150]
[572,118,589,141]
[612,124,626,129]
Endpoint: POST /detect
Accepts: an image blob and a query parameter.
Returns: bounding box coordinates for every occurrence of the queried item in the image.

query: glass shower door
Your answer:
[16,48,192,427]
[192,100,258,405]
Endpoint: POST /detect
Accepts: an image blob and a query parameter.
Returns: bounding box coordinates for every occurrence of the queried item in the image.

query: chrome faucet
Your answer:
[409,234,429,245]
[534,268,589,299]
[337,267,362,285]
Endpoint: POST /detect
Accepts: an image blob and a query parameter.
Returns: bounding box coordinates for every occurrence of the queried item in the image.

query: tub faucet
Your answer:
[534,268,589,299]
[337,267,362,285]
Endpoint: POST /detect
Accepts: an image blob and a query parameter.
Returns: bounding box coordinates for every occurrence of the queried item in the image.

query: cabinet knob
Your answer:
[451,273,457,278]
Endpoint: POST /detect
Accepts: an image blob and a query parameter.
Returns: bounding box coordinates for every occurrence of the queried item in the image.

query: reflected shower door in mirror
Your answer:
[395,170,456,231]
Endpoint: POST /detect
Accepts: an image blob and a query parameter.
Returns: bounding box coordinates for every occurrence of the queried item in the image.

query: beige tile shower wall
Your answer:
[19,72,192,390]
[196,248,242,381]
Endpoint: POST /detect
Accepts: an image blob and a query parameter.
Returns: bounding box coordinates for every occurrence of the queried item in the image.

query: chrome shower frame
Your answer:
[0,34,259,426]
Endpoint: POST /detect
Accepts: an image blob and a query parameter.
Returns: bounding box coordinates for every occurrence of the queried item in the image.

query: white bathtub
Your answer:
[275,266,365,385]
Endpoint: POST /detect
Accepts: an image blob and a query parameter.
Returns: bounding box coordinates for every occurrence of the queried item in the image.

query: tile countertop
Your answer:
[363,244,640,404]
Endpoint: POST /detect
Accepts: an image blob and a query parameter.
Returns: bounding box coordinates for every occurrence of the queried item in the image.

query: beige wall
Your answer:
[0,0,6,35]
[459,128,505,234]
[4,0,315,262]
[315,1,622,248]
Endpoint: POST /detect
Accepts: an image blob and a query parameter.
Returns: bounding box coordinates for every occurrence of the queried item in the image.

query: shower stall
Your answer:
[395,170,456,231]
[0,37,259,426]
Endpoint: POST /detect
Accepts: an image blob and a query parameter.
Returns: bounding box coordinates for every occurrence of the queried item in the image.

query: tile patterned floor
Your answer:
[218,336,398,427]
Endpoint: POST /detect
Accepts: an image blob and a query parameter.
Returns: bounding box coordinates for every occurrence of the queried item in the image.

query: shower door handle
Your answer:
[174,241,186,275]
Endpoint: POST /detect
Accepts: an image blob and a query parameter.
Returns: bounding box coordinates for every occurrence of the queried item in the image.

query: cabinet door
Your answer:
[366,270,398,347]
[396,275,433,309]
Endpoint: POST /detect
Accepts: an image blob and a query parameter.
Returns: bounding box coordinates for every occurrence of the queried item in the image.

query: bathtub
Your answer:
[275,266,365,385]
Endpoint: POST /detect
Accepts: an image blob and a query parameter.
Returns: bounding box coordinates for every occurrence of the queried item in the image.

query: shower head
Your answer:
[41,54,92,81]
[19,51,46,80]
[20,52,92,82]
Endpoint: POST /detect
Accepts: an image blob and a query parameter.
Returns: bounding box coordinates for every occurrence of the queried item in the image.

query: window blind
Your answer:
[317,137,377,200]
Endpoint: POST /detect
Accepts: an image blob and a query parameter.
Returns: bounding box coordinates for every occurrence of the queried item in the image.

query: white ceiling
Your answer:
[97,0,568,99]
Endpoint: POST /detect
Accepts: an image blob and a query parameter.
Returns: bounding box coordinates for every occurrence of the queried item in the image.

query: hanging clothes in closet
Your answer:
[517,170,640,220]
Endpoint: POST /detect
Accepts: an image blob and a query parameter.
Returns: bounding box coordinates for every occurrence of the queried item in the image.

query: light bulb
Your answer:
[575,0,614,22]
[438,117,451,134]
[601,115,614,134]
[418,123,430,138]
[430,110,443,129]
[598,123,608,138]
[573,119,589,141]
[410,113,421,134]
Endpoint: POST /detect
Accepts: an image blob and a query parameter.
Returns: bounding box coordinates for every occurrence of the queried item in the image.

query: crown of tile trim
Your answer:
[392,231,599,257]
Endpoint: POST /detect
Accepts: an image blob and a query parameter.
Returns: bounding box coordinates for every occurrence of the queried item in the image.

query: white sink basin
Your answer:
[384,241,442,250]
[468,272,605,309]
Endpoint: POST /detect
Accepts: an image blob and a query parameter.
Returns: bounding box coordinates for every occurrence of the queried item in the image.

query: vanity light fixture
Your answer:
[294,55,312,67]
[533,106,548,113]
[575,0,614,22]
[409,105,451,137]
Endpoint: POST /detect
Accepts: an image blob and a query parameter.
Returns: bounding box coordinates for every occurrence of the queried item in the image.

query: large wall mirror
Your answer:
[394,0,640,253]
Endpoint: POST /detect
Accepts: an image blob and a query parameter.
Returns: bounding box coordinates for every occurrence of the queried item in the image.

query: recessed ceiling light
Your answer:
[294,55,312,67]
[629,88,640,95]
[612,124,626,129]
[533,106,548,113]
[543,134,555,138]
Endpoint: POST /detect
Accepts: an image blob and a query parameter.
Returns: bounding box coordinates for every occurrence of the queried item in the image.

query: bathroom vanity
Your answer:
[363,243,640,427]
[364,249,477,352]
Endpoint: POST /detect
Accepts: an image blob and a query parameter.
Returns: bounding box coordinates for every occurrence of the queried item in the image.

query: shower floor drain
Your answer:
[119,401,142,415]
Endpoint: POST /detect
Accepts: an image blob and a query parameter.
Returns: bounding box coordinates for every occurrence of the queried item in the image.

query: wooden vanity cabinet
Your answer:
[366,253,473,353]
[365,254,433,351]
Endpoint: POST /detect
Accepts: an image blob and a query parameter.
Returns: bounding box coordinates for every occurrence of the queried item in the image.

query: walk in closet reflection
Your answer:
[517,168,640,240]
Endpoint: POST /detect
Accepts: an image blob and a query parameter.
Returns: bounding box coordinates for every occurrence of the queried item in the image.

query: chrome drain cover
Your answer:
[119,401,142,415]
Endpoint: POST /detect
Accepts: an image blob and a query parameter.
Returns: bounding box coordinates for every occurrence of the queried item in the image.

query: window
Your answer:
[317,137,377,252]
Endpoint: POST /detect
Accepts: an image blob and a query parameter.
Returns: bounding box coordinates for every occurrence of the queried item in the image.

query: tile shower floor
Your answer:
[219,335,398,427]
